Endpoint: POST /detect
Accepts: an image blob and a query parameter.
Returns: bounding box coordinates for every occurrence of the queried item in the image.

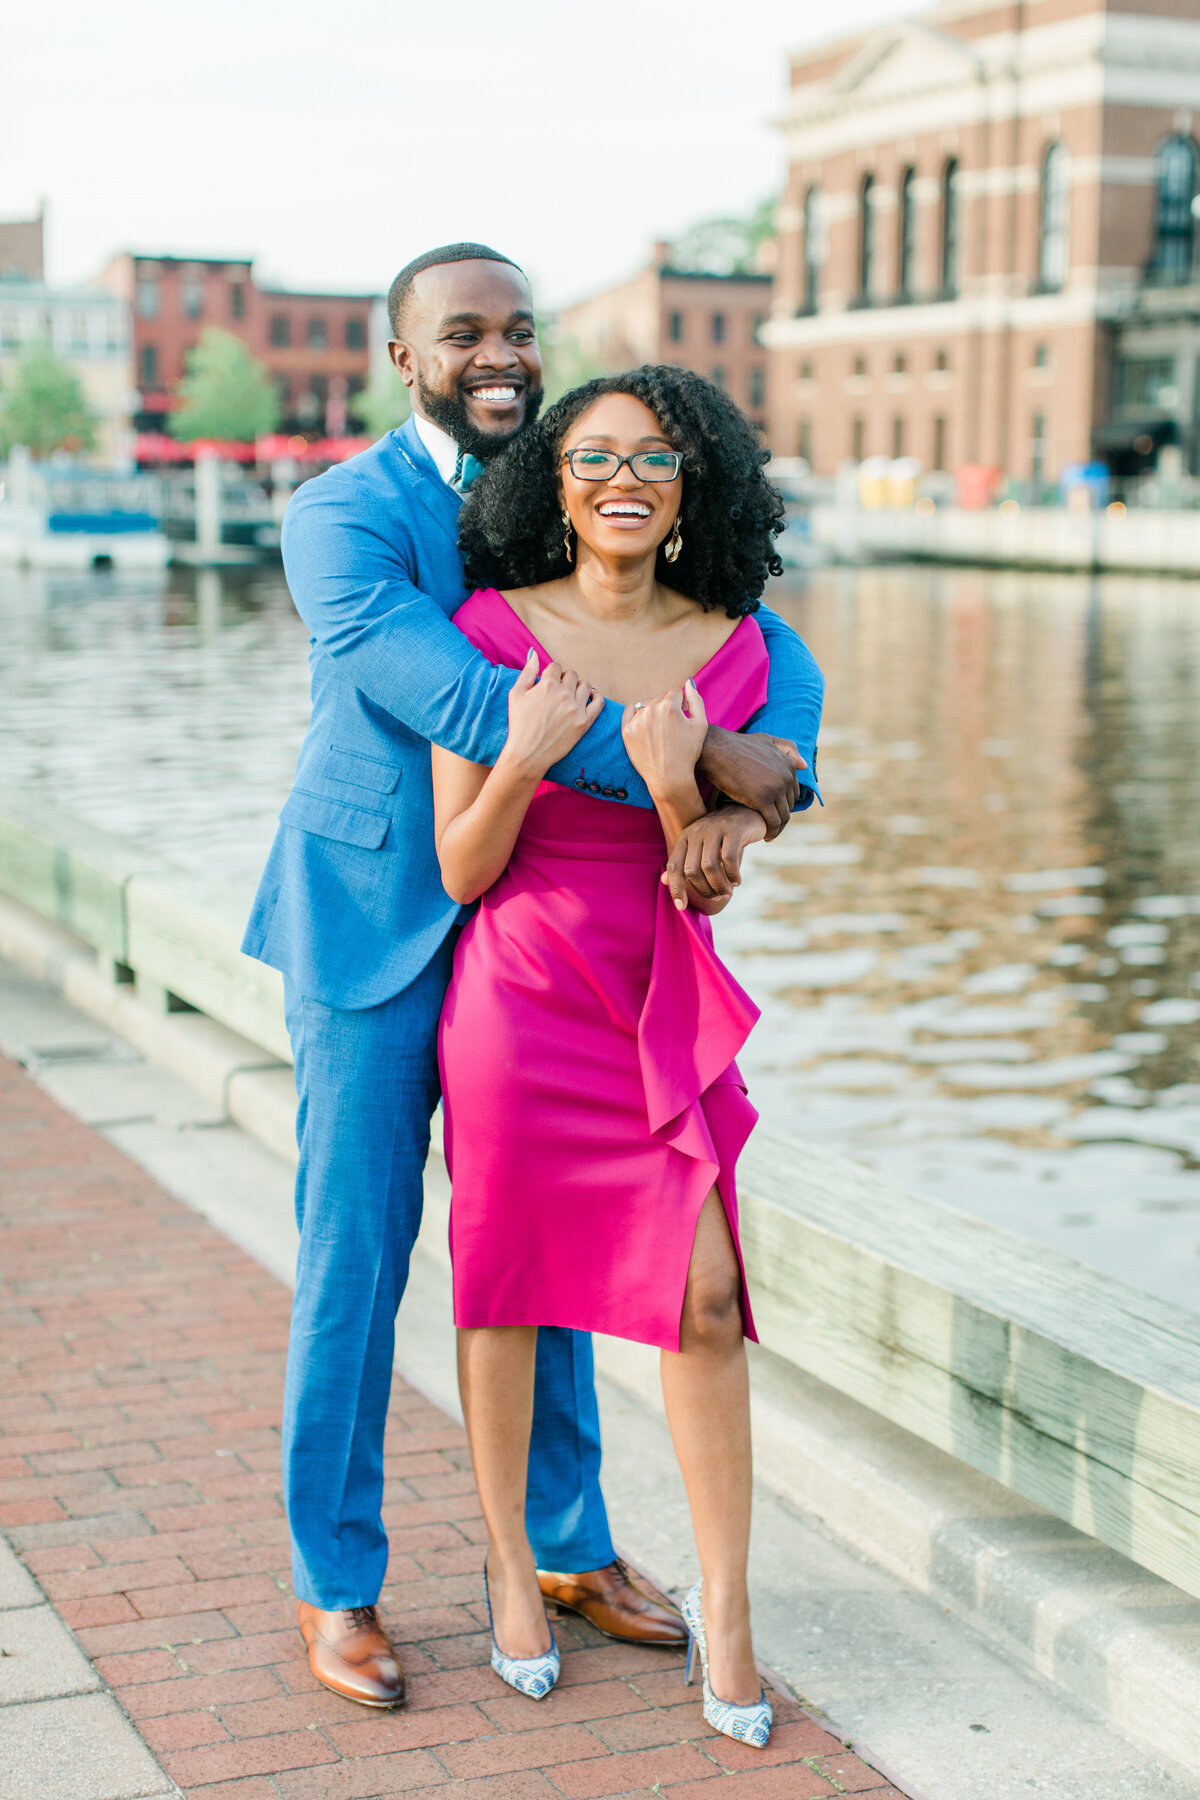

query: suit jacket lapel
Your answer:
[392,416,462,549]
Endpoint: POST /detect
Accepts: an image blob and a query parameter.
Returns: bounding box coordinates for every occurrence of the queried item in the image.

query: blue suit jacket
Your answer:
[243,417,823,1009]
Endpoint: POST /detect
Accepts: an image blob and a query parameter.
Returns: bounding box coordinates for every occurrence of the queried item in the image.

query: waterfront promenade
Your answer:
[0,1045,903,1800]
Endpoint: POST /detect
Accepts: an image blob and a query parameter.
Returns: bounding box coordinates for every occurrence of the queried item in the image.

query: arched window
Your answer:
[802,185,821,313]
[1151,135,1200,285]
[940,157,960,298]
[1038,142,1070,292]
[898,167,917,299]
[858,174,876,303]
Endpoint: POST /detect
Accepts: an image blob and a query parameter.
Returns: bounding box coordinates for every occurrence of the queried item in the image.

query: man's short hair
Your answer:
[387,243,523,337]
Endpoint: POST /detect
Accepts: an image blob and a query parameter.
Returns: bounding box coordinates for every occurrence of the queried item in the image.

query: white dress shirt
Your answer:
[413,413,461,488]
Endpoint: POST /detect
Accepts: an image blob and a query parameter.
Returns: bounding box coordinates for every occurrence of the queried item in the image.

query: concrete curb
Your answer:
[4,889,1200,1778]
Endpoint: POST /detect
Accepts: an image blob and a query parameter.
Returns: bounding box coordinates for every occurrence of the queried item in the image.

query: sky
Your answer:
[4,0,914,310]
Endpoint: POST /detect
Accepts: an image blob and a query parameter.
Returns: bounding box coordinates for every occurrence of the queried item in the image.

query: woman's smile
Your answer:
[595,499,654,527]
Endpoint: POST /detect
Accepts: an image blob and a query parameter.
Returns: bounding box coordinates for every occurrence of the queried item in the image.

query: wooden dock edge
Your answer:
[3,802,1200,1607]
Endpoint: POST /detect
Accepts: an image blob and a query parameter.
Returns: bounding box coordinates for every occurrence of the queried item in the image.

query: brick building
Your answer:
[765,0,1200,484]
[98,254,374,437]
[0,206,45,281]
[558,243,772,434]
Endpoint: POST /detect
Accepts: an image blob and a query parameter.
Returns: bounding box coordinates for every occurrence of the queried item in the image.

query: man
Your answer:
[243,242,823,1707]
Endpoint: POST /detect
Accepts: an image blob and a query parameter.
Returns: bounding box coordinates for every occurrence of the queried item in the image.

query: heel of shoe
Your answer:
[684,1633,696,1686]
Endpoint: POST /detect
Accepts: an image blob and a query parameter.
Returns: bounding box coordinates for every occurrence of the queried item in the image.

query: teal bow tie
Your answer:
[452,450,485,492]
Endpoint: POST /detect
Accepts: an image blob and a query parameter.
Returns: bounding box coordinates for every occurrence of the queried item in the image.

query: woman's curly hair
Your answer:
[458,365,786,618]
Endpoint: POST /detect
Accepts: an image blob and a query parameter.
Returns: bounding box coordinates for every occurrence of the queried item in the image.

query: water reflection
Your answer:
[1,562,1199,1309]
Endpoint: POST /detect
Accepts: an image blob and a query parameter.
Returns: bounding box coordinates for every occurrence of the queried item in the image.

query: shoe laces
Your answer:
[344,1605,379,1630]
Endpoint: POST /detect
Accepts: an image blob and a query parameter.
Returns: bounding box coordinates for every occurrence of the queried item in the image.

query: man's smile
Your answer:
[463,380,522,411]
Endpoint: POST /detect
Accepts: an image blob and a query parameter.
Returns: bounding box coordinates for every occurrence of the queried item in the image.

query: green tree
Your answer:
[539,327,611,404]
[0,339,96,458]
[348,363,411,438]
[170,328,280,443]
[669,196,779,276]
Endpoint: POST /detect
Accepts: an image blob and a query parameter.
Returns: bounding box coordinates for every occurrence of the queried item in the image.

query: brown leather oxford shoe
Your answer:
[537,1558,687,1646]
[297,1602,406,1707]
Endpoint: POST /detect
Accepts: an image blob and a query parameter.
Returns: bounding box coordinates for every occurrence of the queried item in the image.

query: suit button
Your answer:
[574,777,587,789]
[615,788,628,799]
[602,786,615,797]
[588,781,601,793]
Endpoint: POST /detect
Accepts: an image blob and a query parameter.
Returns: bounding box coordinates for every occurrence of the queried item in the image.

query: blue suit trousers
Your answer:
[281,940,616,1608]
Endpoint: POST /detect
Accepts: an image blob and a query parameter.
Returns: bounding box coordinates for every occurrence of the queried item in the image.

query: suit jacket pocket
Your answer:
[279,788,390,849]
[324,746,403,794]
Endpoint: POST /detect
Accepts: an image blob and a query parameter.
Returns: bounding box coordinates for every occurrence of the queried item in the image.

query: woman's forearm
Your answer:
[651,780,707,857]
[436,750,543,903]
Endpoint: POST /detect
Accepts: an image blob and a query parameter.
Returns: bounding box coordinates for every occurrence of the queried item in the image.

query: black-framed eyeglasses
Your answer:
[561,449,683,482]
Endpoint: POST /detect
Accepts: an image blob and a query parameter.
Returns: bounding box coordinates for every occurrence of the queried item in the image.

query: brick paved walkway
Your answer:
[0,1048,908,1800]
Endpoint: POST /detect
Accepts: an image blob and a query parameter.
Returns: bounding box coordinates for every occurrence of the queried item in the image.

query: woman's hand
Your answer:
[621,679,708,806]
[501,650,602,780]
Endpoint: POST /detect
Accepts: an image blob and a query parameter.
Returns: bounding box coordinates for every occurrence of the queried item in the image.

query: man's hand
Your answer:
[697,726,805,840]
[662,806,768,912]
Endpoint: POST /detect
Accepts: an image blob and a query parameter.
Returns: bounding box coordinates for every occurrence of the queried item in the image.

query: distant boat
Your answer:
[0,454,169,570]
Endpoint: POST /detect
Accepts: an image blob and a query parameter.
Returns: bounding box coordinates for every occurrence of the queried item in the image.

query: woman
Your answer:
[433,367,785,1748]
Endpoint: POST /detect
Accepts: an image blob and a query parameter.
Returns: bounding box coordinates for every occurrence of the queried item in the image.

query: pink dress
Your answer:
[438,587,766,1353]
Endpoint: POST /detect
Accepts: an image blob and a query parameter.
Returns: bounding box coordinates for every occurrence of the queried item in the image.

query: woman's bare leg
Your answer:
[660,1189,759,1704]
[457,1325,552,1659]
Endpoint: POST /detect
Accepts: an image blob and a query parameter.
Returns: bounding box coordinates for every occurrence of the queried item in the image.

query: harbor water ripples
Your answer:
[2,560,1199,1309]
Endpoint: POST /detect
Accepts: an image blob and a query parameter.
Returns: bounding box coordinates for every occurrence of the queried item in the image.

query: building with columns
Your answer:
[765,0,1200,485]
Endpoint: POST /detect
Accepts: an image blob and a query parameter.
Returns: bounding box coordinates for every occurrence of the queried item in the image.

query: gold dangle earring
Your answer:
[664,516,683,563]
[561,509,574,564]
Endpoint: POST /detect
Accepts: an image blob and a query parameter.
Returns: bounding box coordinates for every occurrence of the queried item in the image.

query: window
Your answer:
[1031,412,1047,482]
[306,317,328,350]
[1118,357,1177,407]
[0,313,19,349]
[69,311,89,352]
[1038,143,1070,292]
[852,416,865,460]
[752,313,766,345]
[1150,135,1200,285]
[136,277,158,319]
[711,366,727,388]
[802,185,821,313]
[858,173,876,301]
[798,418,812,463]
[933,414,947,470]
[853,354,867,377]
[893,351,907,375]
[711,312,726,344]
[898,166,917,299]
[230,284,246,319]
[749,365,766,410]
[270,315,291,347]
[345,317,366,350]
[139,344,158,386]
[798,358,813,381]
[935,346,948,372]
[892,416,906,458]
[181,277,204,319]
[668,311,684,343]
[940,157,960,297]
[1034,342,1048,368]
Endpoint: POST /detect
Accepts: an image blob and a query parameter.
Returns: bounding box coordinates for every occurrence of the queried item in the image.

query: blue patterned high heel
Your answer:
[682,1580,772,1749]
[483,1566,560,1700]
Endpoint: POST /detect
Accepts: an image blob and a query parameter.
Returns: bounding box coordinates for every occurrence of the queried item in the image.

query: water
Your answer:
[2,561,1200,1309]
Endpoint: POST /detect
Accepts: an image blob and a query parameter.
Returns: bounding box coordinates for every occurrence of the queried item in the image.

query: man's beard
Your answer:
[416,372,543,461]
